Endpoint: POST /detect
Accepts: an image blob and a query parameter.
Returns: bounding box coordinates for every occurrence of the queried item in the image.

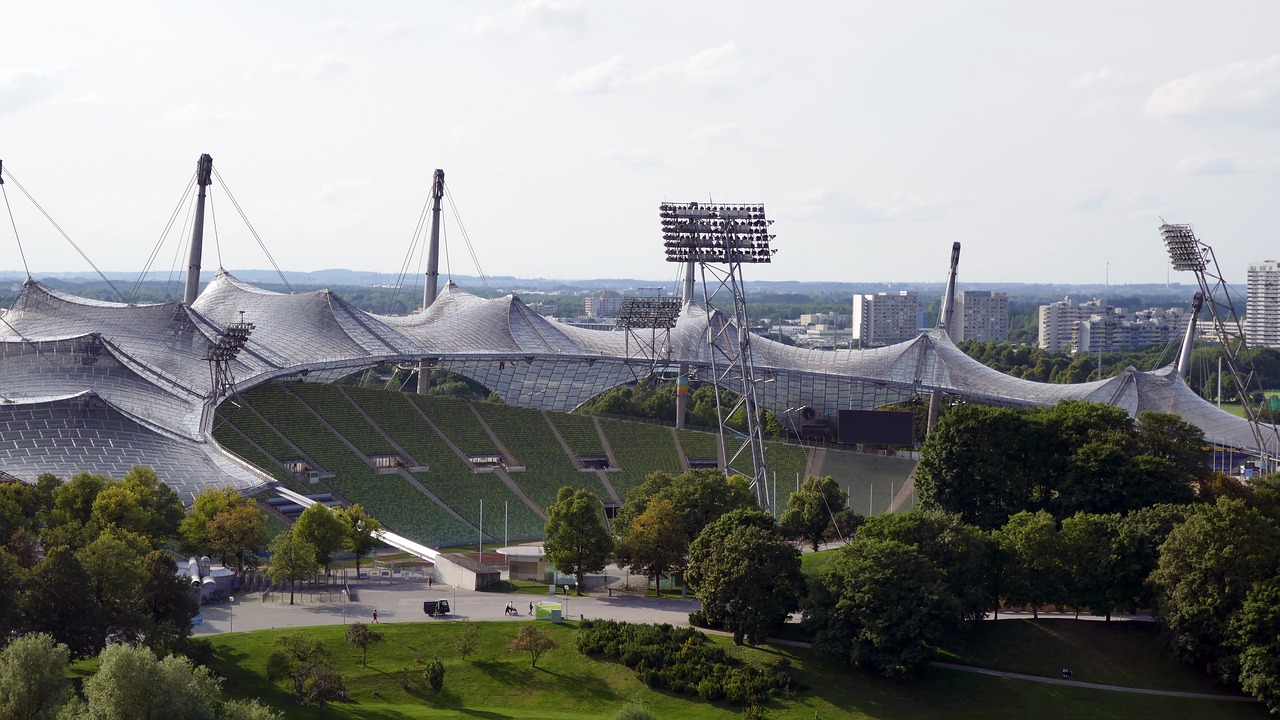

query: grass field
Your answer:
[206,619,1268,719]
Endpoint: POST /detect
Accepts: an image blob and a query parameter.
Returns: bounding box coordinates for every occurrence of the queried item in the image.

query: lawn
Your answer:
[800,547,839,577]
[206,619,1269,719]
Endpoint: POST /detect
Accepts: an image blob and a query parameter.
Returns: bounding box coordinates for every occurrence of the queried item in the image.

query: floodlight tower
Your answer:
[617,297,681,381]
[206,311,255,401]
[1160,223,1280,471]
[661,201,776,510]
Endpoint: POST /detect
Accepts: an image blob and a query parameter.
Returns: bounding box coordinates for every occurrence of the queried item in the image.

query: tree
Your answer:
[855,511,995,622]
[686,509,805,645]
[218,699,284,720]
[422,656,445,693]
[455,621,480,660]
[544,487,613,594]
[616,498,686,595]
[1135,411,1211,482]
[266,530,320,605]
[268,633,345,706]
[1149,498,1280,678]
[613,469,755,548]
[0,633,69,720]
[0,549,25,639]
[83,643,221,720]
[293,503,346,571]
[506,624,559,668]
[180,487,255,552]
[137,550,198,657]
[22,546,103,658]
[805,537,961,678]
[337,504,381,576]
[1112,503,1193,613]
[345,622,384,667]
[916,404,1040,529]
[995,510,1063,618]
[76,527,151,645]
[1231,578,1280,713]
[780,475,850,551]
[1059,512,1124,620]
[207,505,269,575]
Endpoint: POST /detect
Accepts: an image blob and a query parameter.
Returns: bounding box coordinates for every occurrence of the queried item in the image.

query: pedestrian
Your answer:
[528,601,534,616]
[1061,667,1072,679]
[373,609,379,623]
[428,576,433,589]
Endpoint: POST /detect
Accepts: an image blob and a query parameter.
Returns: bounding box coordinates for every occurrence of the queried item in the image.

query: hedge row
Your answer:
[576,620,793,705]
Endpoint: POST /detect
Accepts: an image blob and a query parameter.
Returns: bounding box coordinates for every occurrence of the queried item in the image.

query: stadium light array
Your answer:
[661,202,776,264]
[1161,223,1207,273]
[617,297,681,329]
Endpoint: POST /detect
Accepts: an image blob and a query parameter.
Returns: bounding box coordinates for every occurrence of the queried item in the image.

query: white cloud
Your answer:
[1069,187,1109,212]
[317,179,369,201]
[785,187,953,223]
[1146,55,1280,123]
[470,0,586,38]
[272,49,351,81]
[0,69,60,114]
[1175,151,1280,176]
[635,42,744,91]
[161,104,254,129]
[1071,68,1141,93]
[690,123,743,142]
[600,147,658,168]
[557,55,626,95]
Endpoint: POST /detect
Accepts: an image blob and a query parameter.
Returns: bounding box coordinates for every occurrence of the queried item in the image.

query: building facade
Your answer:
[1246,260,1280,349]
[948,290,1009,343]
[1039,297,1103,353]
[583,292,622,318]
[853,291,920,347]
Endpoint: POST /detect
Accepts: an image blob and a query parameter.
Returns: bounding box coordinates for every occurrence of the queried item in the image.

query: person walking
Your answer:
[373,609,379,623]
[528,601,534,616]
[428,576,433,589]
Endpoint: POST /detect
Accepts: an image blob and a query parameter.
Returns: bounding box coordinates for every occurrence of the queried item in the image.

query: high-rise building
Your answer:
[1246,260,1280,349]
[583,292,622,318]
[853,291,920,347]
[948,290,1009,343]
[1038,297,1106,353]
[1075,307,1186,353]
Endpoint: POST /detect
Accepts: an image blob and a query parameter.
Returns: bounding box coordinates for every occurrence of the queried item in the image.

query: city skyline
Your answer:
[2,2,1279,285]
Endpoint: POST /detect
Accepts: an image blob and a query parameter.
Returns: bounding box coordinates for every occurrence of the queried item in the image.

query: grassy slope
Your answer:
[208,620,1268,720]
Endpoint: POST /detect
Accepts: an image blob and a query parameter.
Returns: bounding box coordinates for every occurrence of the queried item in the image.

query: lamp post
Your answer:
[342,589,348,624]
[228,596,234,634]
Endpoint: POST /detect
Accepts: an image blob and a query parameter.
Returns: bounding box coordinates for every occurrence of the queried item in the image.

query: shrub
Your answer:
[423,656,445,693]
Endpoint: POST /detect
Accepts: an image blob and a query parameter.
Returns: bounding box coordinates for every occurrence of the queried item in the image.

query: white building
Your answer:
[948,290,1009,343]
[583,292,622,318]
[1039,297,1105,353]
[1246,260,1280,349]
[1075,307,1186,354]
[853,291,920,347]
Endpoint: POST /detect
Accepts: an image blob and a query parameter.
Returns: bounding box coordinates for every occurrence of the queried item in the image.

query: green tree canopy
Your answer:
[805,537,961,678]
[779,475,850,552]
[266,530,320,605]
[1149,498,1280,678]
[0,632,69,720]
[1231,577,1280,713]
[292,503,346,571]
[337,504,382,576]
[543,487,613,594]
[855,511,994,622]
[994,510,1064,618]
[83,643,222,720]
[686,509,805,645]
[22,545,103,658]
[616,498,686,594]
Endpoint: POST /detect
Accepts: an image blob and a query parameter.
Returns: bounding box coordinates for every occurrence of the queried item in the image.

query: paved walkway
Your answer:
[929,662,1257,702]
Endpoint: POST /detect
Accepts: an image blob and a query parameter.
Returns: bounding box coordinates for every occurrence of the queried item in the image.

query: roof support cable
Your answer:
[389,192,431,313]
[209,190,224,271]
[1,166,125,301]
[132,172,198,303]
[210,168,293,294]
[1,175,31,279]
[443,184,489,296]
[166,197,197,304]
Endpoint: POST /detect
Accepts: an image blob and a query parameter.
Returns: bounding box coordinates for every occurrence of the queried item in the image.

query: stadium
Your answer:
[0,158,1273,551]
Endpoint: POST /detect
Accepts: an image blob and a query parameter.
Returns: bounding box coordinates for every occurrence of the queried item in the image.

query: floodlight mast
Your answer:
[1160,223,1280,472]
[617,297,681,384]
[184,154,214,306]
[661,201,776,510]
[927,242,961,435]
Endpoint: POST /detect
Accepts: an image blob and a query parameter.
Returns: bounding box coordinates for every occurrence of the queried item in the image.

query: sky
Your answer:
[1,1,1278,287]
